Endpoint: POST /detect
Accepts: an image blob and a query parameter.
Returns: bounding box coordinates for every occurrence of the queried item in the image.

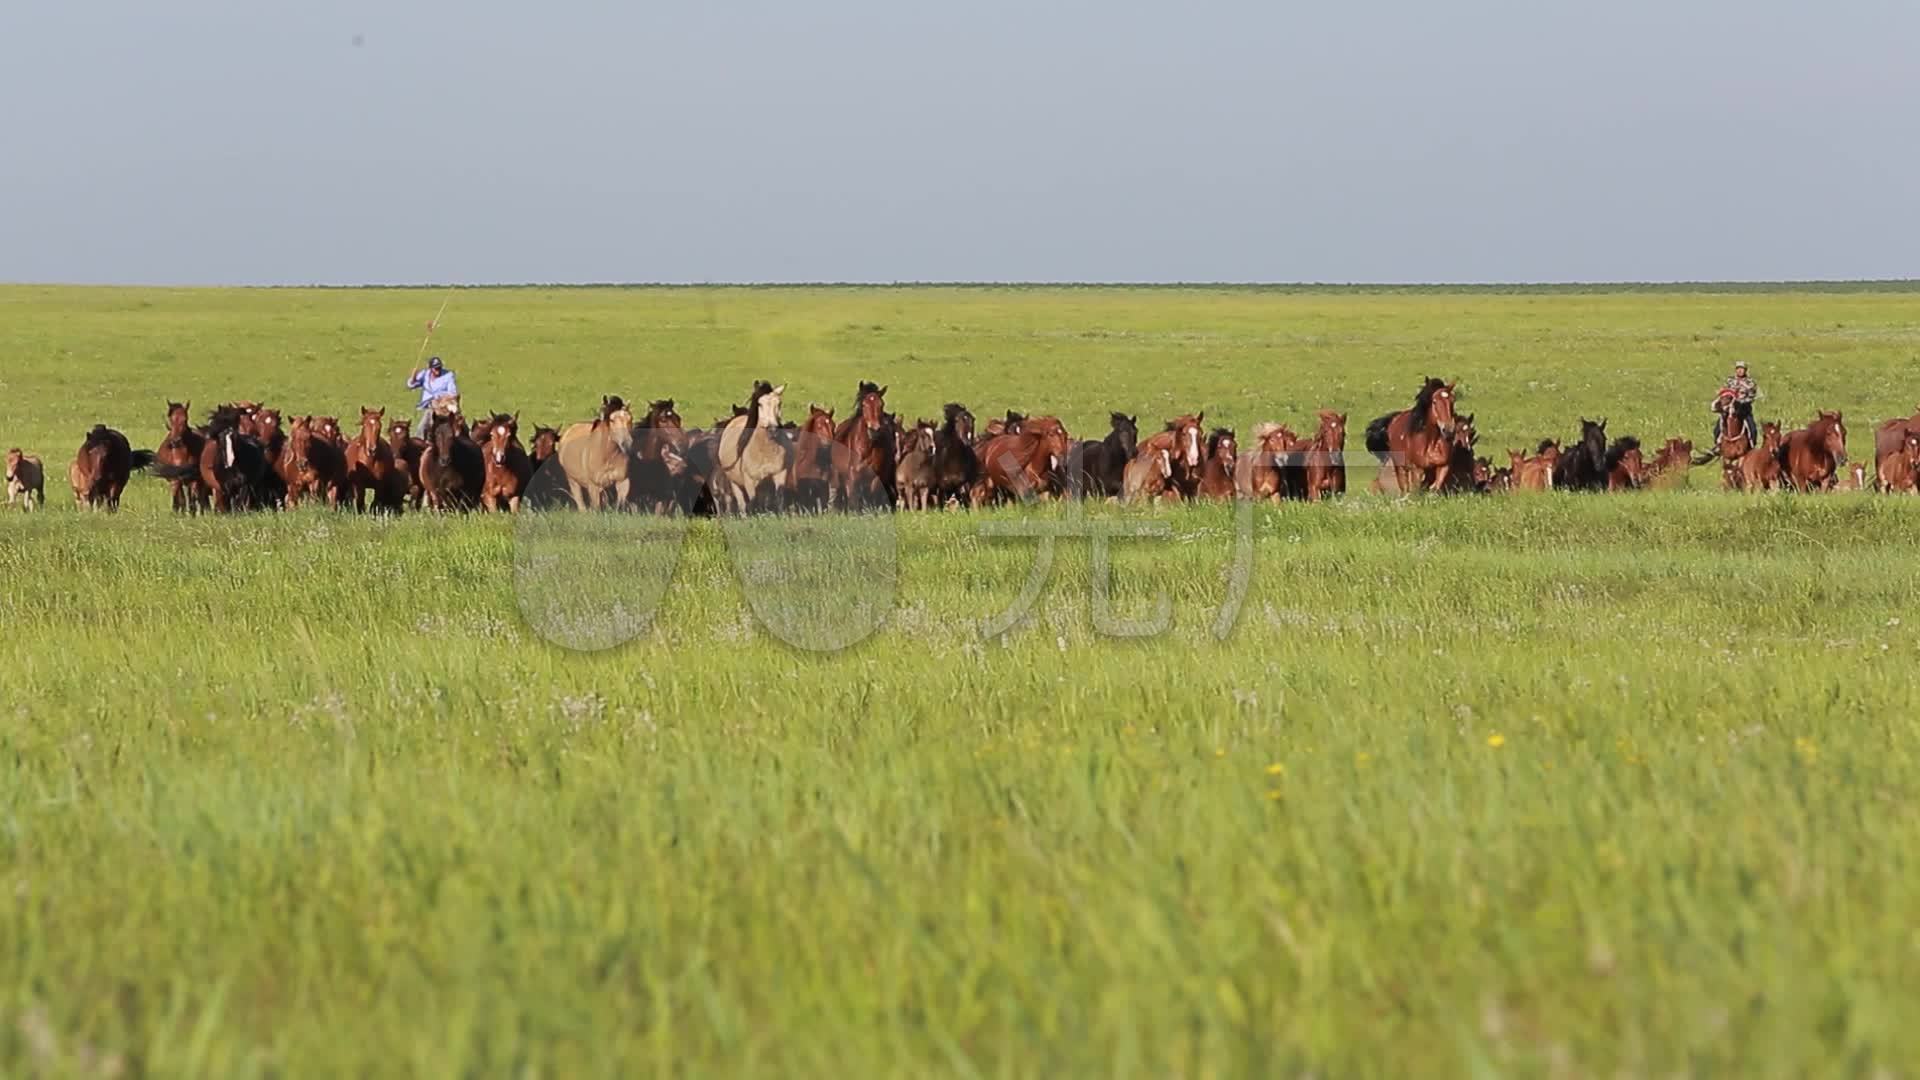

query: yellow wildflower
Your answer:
[1266,762,1286,776]
[1487,733,1507,748]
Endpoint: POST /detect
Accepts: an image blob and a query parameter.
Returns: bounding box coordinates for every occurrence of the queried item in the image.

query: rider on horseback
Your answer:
[407,355,461,437]
[1710,362,1759,445]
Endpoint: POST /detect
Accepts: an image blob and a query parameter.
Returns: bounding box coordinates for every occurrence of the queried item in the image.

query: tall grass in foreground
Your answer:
[1,496,1918,1073]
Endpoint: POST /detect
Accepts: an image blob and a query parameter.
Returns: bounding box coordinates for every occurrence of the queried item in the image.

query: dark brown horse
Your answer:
[1294,410,1347,502]
[1551,418,1609,492]
[1876,423,1920,493]
[1070,413,1139,499]
[419,413,483,511]
[156,400,207,512]
[894,419,939,511]
[1239,423,1298,500]
[345,407,402,513]
[1781,411,1847,493]
[283,416,349,509]
[388,419,426,509]
[1195,428,1238,500]
[480,413,533,512]
[69,425,151,511]
[1872,405,1920,470]
[629,399,689,513]
[1364,379,1458,493]
[790,404,841,512]
[931,403,979,507]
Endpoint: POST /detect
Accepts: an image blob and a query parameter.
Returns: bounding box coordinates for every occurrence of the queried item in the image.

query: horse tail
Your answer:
[1690,449,1719,465]
[147,462,200,480]
[129,449,156,471]
[1363,413,1395,455]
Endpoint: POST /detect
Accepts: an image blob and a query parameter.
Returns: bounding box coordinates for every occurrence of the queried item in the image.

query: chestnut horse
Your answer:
[831,382,891,510]
[1647,437,1694,486]
[1780,411,1847,493]
[1732,422,1786,492]
[1876,423,1920,493]
[1294,410,1347,502]
[156,400,207,512]
[1195,428,1238,500]
[345,407,401,513]
[974,418,1071,504]
[1604,436,1648,491]
[283,416,349,508]
[1515,442,1559,492]
[480,413,533,512]
[1239,423,1298,501]
[1364,378,1457,493]
[789,404,840,512]
[1134,413,1206,499]
[1872,405,1920,470]
[1122,447,1174,504]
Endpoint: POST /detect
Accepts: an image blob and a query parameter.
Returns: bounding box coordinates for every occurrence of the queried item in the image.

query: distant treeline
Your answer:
[274,280,1920,294]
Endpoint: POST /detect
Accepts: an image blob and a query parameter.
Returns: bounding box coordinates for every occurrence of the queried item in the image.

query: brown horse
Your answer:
[558,397,637,510]
[1238,422,1298,501]
[1514,442,1559,492]
[283,416,349,509]
[387,420,426,509]
[982,411,1026,440]
[1195,428,1237,500]
[480,413,533,512]
[155,400,207,512]
[1647,437,1694,486]
[343,407,400,513]
[1295,410,1347,502]
[1364,378,1458,493]
[833,381,890,509]
[1872,405,1920,468]
[894,419,939,511]
[1780,411,1847,493]
[1733,422,1786,492]
[1877,423,1920,493]
[1134,413,1206,500]
[790,404,840,512]
[931,404,980,507]
[1121,447,1174,504]
[1605,437,1649,492]
[70,425,151,511]
[974,419,1071,504]
[6,449,45,511]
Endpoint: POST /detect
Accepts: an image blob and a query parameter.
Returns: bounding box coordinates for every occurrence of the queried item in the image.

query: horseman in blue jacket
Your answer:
[406,356,460,436]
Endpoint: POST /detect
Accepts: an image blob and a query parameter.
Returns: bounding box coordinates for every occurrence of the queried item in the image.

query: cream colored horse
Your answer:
[556,401,634,509]
[715,382,788,513]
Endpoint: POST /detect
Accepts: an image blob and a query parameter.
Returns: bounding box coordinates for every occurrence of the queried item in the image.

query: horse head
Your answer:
[853,381,886,430]
[166,401,191,435]
[359,407,384,445]
[1107,412,1139,458]
[288,416,314,472]
[1317,410,1347,449]
[1207,428,1237,475]
[487,418,516,466]
[1817,410,1847,461]
[755,384,786,428]
[1167,413,1204,469]
[943,403,976,444]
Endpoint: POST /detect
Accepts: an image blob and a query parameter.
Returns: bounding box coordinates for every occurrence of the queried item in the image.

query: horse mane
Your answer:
[1407,378,1448,434]
[1604,435,1642,471]
[1206,428,1235,455]
[1109,411,1135,430]
[943,402,970,424]
[205,405,249,437]
[856,380,882,398]
[1536,438,1558,454]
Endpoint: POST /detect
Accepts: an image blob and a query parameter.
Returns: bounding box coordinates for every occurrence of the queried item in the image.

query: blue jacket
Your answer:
[407,367,459,410]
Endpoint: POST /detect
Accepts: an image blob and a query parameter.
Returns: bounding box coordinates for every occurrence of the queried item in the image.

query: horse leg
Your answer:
[614,478,632,510]
[1427,463,1451,493]
[567,480,590,511]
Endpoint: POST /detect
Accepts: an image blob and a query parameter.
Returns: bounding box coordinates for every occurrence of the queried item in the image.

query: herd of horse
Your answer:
[3,377,1910,514]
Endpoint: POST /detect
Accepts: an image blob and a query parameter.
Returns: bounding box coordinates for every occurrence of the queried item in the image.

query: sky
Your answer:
[1,0,1916,285]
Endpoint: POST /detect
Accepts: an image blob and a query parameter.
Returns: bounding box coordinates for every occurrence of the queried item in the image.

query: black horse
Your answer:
[931,403,979,506]
[1551,417,1609,491]
[1070,412,1139,498]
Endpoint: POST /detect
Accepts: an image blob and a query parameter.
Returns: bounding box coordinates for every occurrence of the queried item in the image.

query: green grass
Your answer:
[3,286,1920,1075]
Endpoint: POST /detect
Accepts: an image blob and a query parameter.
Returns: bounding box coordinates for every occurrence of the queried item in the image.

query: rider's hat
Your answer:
[428,355,445,371]
[1733,361,1748,371]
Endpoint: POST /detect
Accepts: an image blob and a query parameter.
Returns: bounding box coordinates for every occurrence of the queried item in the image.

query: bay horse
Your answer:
[480,413,533,512]
[1872,405,1920,469]
[1515,442,1559,492]
[1551,418,1608,492]
[1440,412,1481,493]
[931,403,979,507]
[1134,412,1206,500]
[344,407,401,513]
[69,425,151,511]
[557,396,637,510]
[156,400,207,512]
[1876,423,1920,493]
[387,419,426,510]
[1122,447,1174,504]
[1604,436,1648,491]
[419,412,484,511]
[630,399,689,514]
[1296,410,1347,502]
[283,416,349,509]
[254,407,289,508]
[1648,437,1694,486]
[894,419,939,511]
[1733,422,1786,492]
[1781,411,1847,493]
[715,381,789,513]
[1195,428,1238,500]
[1070,413,1138,499]
[1364,378,1457,493]
[832,381,890,510]
[6,449,45,510]
[522,424,570,510]
[166,404,270,512]
[789,404,840,512]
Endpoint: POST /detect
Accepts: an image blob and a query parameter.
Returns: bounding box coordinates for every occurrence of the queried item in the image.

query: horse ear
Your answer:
[1196,410,1205,423]
[773,384,786,395]
[879,385,888,396]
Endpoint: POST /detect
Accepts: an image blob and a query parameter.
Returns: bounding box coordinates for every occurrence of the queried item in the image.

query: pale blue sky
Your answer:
[2,0,1915,285]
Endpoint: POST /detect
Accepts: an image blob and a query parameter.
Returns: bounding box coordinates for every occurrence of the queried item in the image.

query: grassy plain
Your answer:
[2,285,1920,1075]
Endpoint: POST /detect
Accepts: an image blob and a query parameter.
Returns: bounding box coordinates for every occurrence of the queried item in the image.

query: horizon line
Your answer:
[5,278,1920,292]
